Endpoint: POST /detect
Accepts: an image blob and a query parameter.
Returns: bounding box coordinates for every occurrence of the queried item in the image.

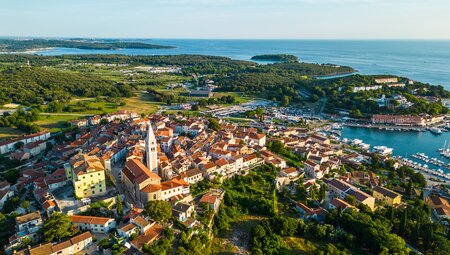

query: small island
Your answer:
[0,38,176,52]
[251,54,299,63]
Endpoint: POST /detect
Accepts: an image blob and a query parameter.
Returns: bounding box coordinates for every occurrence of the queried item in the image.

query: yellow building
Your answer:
[67,154,107,198]
[373,186,401,206]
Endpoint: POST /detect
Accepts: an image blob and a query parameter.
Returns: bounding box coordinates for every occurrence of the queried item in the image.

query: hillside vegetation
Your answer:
[0,66,132,105]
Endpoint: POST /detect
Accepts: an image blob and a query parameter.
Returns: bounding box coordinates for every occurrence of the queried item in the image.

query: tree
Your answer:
[116,195,123,218]
[344,195,357,206]
[309,185,318,200]
[281,96,290,106]
[4,169,20,184]
[21,200,30,212]
[14,141,24,150]
[406,179,413,197]
[319,184,327,201]
[207,118,221,131]
[296,183,307,202]
[311,95,319,103]
[411,172,426,187]
[144,200,172,222]
[400,209,408,236]
[43,212,76,242]
[349,109,362,118]
[191,104,199,111]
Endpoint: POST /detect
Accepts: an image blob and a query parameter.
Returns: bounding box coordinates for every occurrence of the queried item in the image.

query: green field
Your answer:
[0,127,24,140]
[122,94,161,114]
[35,115,79,132]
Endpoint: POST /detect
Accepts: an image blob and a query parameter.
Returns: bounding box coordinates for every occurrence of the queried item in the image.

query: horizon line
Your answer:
[1,35,450,41]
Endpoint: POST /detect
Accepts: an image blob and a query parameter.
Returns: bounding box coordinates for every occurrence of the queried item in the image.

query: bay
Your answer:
[342,127,449,173]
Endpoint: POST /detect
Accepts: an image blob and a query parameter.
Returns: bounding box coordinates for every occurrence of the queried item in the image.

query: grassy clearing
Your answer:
[121,94,161,114]
[35,115,78,132]
[284,237,317,255]
[0,127,24,140]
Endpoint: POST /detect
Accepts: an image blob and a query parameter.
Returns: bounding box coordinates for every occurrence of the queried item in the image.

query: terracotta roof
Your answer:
[122,159,161,184]
[69,215,113,225]
[243,154,257,162]
[131,223,164,249]
[200,194,218,205]
[215,158,229,167]
[161,180,184,191]
[330,198,354,210]
[283,167,297,174]
[42,200,56,210]
[186,168,202,177]
[28,243,53,255]
[347,189,371,202]
[69,231,92,245]
[327,179,352,192]
[0,130,49,146]
[373,186,401,199]
[51,240,71,252]
[203,162,216,170]
[141,183,162,193]
[120,223,137,232]
[133,216,151,229]
[0,189,10,200]
[16,211,41,225]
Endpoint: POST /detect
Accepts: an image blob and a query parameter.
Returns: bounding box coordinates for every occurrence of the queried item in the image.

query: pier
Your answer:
[396,157,450,181]
[344,123,425,132]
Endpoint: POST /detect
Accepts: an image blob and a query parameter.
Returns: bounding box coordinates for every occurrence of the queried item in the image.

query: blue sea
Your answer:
[34,39,450,88]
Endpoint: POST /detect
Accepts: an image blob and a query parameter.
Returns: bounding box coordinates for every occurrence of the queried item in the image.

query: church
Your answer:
[121,123,189,207]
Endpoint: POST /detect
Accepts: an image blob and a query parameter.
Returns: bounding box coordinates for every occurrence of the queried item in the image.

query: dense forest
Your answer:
[0,66,133,105]
[0,38,175,52]
[215,62,355,105]
[251,54,299,62]
[0,54,256,74]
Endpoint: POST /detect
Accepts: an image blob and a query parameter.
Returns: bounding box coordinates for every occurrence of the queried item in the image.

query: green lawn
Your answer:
[35,115,78,132]
[0,127,24,140]
[122,94,161,114]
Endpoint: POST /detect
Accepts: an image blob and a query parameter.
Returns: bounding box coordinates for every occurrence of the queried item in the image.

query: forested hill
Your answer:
[251,54,299,62]
[0,54,256,74]
[0,66,132,105]
[259,62,355,76]
[0,38,175,52]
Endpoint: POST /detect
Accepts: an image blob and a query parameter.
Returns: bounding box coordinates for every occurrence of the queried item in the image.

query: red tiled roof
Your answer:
[122,159,161,184]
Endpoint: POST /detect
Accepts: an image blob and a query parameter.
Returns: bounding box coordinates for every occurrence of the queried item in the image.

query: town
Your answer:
[0,108,449,255]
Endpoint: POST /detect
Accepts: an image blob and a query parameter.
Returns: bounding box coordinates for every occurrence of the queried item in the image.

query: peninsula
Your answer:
[0,38,175,52]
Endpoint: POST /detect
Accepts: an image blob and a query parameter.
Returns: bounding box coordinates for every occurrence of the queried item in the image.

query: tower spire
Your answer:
[146,123,158,174]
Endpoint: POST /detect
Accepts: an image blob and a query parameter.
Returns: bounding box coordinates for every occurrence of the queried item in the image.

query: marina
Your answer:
[342,126,450,174]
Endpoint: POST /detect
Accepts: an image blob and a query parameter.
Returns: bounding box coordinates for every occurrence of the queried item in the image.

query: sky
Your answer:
[1,0,450,39]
